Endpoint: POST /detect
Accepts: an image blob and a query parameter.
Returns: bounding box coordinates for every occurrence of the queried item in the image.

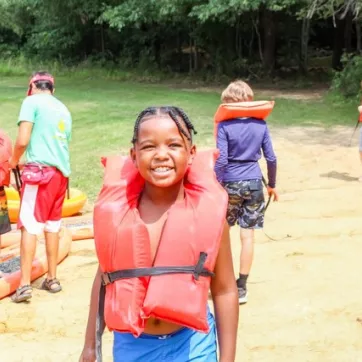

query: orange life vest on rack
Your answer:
[213,100,275,137]
[0,129,12,187]
[94,149,228,337]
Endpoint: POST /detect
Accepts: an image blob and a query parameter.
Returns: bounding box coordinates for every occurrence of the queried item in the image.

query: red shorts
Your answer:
[18,169,68,235]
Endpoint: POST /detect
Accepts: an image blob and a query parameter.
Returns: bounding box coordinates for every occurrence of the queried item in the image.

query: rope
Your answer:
[261,176,291,242]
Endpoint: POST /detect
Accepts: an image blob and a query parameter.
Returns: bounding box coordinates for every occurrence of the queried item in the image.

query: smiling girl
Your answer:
[79,106,239,362]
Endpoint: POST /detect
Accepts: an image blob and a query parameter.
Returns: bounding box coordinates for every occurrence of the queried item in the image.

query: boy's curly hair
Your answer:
[221,80,254,103]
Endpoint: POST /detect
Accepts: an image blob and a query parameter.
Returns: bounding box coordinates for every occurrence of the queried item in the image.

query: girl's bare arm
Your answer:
[82,265,103,349]
[210,223,239,362]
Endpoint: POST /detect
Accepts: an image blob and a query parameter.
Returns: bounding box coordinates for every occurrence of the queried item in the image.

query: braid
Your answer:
[132,107,157,144]
[131,106,198,144]
[173,107,198,137]
[167,109,192,141]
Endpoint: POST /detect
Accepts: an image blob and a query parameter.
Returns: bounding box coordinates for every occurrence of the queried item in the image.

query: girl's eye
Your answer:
[141,145,154,150]
[169,143,182,148]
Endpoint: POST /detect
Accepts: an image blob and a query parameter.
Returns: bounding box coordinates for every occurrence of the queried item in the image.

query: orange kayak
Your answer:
[0,227,72,300]
[0,214,93,249]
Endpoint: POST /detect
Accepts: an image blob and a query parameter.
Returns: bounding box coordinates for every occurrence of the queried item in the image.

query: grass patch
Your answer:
[0,76,358,202]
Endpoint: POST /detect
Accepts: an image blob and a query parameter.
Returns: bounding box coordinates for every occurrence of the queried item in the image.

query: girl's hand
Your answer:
[79,346,96,362]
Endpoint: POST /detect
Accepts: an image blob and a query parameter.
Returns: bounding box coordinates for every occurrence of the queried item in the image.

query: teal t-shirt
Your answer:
[17,94,72,177]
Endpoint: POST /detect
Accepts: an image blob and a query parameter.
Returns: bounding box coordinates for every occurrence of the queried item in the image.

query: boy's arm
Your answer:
[210,222,239,362]
[261,126,277,188]
[214,124,228,183]
[10,122,33,168]
[10,98,36,168]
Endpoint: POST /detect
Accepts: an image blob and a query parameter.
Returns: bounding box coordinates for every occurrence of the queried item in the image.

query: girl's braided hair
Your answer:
[131,106,197,145]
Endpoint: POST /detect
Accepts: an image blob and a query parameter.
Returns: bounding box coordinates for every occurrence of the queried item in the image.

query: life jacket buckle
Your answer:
[101,273,111,286]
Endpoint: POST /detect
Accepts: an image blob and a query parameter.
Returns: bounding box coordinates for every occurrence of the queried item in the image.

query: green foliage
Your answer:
[331,54,362,98]
[0,0,358,79]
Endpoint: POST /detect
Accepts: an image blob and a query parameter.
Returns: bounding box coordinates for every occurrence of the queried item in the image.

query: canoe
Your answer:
[0,227,72,300]
[0,214,93,249]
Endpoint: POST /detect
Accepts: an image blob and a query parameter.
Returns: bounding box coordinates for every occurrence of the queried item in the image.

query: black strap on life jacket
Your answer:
[95,252,213,361]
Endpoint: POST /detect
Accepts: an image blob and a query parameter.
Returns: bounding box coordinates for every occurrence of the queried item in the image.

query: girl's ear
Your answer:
[188,144,197,166]
[130,147,138,168]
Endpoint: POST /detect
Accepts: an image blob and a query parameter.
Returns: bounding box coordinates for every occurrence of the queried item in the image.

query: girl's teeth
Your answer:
[154,167,171,172]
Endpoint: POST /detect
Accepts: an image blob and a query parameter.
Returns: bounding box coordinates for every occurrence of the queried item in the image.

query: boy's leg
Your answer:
[44,231,60,281]
[12,183,46,302]
[239,228,254,275]
[237,180,265,304]
[42,172,68,292]
[19,228,38,286]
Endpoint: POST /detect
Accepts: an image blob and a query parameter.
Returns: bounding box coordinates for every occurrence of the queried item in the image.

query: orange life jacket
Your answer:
[0,129,12,187]
[213,100,275,137]
[94,149,228,338]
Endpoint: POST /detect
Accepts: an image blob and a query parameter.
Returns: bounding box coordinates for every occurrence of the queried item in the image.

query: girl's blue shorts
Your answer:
[113,309,218,362]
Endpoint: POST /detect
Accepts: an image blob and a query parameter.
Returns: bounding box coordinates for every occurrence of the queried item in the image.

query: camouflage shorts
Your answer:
[222,179,265,229]
[0,186,11,235]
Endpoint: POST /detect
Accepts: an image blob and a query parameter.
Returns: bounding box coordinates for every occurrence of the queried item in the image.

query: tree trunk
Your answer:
[300,18,310,74]
[100,25,105,55]
[356,21,361,54]
[189,35,193,73]
[344,11,353,53]
[332,17,346,70]
[261,7,277,74]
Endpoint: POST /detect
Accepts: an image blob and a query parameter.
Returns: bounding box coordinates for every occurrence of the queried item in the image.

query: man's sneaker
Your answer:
[238,287,248,304]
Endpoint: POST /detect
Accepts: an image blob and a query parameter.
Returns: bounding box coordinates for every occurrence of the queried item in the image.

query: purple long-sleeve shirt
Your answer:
[214,117,277,188]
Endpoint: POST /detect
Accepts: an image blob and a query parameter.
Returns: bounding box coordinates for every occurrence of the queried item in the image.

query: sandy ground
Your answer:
[1,124,362,362]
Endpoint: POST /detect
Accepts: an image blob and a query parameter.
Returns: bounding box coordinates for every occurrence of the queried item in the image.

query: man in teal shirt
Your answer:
[9,71,72,303]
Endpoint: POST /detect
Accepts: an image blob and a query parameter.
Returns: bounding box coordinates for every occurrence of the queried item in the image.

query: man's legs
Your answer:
[12,171,66,301]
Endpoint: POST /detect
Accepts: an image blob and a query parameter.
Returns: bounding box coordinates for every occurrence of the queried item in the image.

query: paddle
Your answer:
[261,175,291,242]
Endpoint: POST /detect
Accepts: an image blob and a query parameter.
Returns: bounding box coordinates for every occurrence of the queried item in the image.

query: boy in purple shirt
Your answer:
[214,80,279,304]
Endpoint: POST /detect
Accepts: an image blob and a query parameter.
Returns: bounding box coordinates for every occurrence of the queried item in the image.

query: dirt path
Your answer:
[1,125,362,361]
